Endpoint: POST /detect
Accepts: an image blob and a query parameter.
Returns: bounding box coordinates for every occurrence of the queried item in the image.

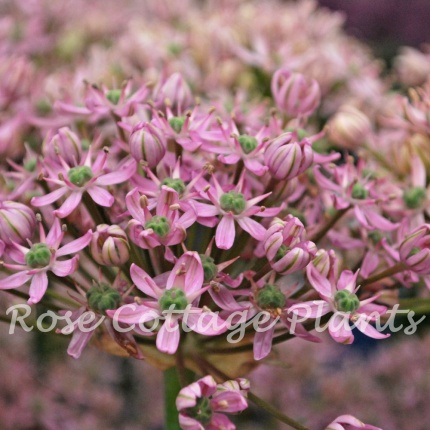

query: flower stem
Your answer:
[164,367,182,430]
[82,191,110,225]
[309,206,350,243]
[360,262,408,287]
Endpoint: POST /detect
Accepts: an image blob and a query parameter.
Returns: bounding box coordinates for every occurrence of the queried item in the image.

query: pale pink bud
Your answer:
[43,127,83,165]
[327,105,371,149]
[90,224,130,267]
[264,132,313,180]
[271,68,320,117]
[129,122,166,168]
[399,224,430,274]
[394,47,430,87]
[153,72,193,111]
[0,201,36,245]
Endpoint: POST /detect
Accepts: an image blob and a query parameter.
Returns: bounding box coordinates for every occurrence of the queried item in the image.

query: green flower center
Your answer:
[334,290,360,313]
[86,283,121,314]
[256,284,286,310]
[237,134,258,154]
[168,116,186,133]
[200,254,218,282]
[403,187,427,209]
[159,288,188,311]
[145,216,170,237]
[24,159,37,172]
[67,166,93,187]
[161,177,186,195]
[106,89,121,105]
[25,243,51,268]
[187,396,213,425]
[368,230,383,245]
[220,191,246,215]
[351,183,368,200]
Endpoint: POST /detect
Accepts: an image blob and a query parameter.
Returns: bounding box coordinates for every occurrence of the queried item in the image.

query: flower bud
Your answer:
[264,216,317,275]
[394,47,430,87]
[43,127,83,165]
[90,224,130,266]
[271,68,320,117]
[0,201,36,245]
[87,283,121,314]
[399,225,430,274]
[129,122,166,168]
[403,186,427,209]
[327,105,371,149]
[153,73,193,111]
[264,132,313,180]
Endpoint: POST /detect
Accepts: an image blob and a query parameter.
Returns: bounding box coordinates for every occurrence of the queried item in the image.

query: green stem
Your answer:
[164,367,182,430]
[82,191,110,225]
[360,262,408,287]
[309,206,350,243]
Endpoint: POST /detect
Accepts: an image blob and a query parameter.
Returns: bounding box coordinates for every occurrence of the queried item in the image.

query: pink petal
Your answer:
[53,191,83,218]
[0,271,32,289]
[87,186,114,207]
[156,316,180,354]
[67,328,96,359]
[167,252,203,295]
[51,256,79,277]
[328,313,354,344]
[107,303,159,324]
[130,263,163,298]
[31,187,68,207]
[307,265,333,298]
[337,270,358,293]
[28,271,48,304]
[210,413,235,430]
[215,215,235,250]
[56,230,93,257]
[95,157,136,186]
[211,391,248,413]
[45,218,64,248]
[185,308,227,335]
[253,319,276,360]
[288,300,331,318]
[237,216,266,240]
[192,201,219,217]
[354,316,390,340]
[178,414,204,430]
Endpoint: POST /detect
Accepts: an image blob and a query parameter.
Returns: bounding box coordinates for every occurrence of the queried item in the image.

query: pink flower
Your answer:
[126,186,196,250]
[107,252,226,355]
[325,414,382,430]
[289,265,390,344]
[0,200,36,246]
[196,174,281,250]
[31,145,136,218]
[0,218,92,304]
[176,375,249,430]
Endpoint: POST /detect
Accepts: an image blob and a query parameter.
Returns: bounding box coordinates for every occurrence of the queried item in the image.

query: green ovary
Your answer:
[334,290,360,313]
[238,134,257,154]
[168,116,186,133]
[351,183,368,200]
[87,283,121,314]
[199,254,218,282]
[106,89,121,105]
[161,177,186,195]
[158,288,188,311]
[403,187,426,209]
[25,243,51,268]
[187,396,213,424]
[145,216,170,237]
[256,284,286,310]
[67,166,93,187]
[220,191,246,214]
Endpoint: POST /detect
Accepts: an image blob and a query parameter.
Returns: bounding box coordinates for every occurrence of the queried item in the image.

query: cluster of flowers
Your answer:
[2,0,430,428]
